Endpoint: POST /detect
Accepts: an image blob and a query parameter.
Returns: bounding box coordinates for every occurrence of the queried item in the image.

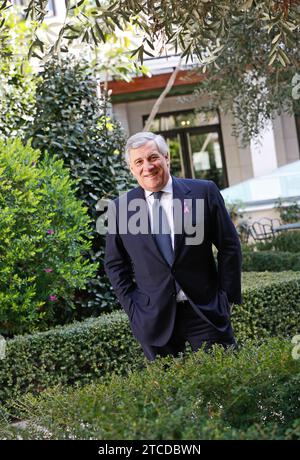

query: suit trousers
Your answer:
[141,300,237,361]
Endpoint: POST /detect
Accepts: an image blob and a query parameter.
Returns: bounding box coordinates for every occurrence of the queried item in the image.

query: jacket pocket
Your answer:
[131,290,150,307]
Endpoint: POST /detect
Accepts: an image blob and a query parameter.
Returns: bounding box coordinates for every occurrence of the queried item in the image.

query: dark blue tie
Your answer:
[152,191,173,266]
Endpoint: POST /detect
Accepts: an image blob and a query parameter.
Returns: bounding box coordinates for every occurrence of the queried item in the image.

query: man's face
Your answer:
[129,140,170,192]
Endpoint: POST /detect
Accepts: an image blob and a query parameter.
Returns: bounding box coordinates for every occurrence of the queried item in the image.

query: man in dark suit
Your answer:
[104,132,242,361]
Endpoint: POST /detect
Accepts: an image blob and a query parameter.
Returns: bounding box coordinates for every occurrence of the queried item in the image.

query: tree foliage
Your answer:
[179,3,300,145]
[0,9,37,141]
[1,1,298,145]
[26,56,134,317]
[0,0,298,68]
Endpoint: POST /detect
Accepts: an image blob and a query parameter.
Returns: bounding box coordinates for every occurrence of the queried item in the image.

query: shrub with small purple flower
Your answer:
[0,139,98,336]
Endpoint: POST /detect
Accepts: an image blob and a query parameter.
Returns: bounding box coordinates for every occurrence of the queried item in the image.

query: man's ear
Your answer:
[166,153,171,167]
[129,163,136,178]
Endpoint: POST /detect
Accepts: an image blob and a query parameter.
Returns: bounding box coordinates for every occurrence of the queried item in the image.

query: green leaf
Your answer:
[271,33,281,44]
[94,21,106,42]
[70,0,86,10]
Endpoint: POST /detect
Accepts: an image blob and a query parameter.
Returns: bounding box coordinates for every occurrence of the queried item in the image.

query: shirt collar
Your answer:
[144,175,173,198]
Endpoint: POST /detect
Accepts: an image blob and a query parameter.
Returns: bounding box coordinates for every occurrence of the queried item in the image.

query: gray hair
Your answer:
[125,132,169,165]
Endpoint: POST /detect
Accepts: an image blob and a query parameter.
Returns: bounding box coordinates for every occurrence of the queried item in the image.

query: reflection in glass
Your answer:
[167,135,184,177]
[193,151,210,171]
[189,132,226,189]
[144,109,227,188]
[149,110,218,132]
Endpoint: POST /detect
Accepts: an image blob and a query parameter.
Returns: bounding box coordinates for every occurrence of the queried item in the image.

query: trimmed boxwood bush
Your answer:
[273,231,300,252]
[255,231,300,253]
[232,271,300,342]
[0,272,299,404]
[1,338,299,440]
[242,251,300,271]
[0,311,143,404]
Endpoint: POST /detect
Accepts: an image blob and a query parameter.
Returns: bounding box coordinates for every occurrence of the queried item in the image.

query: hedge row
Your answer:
[0,312,143,403]
[232,272,300,341]
[242,251,300,272]
[0,272,299,403]
[256,230,300,253]
[1,338,299,440]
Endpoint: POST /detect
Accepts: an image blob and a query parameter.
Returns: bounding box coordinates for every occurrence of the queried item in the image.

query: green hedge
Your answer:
[273,231,300,252]
[232,272,300,342]
[0,272,299,404]
[0,312,143,404]
[255,231,300,253]
[1,338,299,440]
[242,251,300,271]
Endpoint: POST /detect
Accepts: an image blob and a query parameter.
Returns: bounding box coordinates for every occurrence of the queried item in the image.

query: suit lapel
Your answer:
[172,177,192,261]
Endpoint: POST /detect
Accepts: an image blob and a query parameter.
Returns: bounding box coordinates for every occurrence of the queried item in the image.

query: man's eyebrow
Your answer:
[134,152,160,163]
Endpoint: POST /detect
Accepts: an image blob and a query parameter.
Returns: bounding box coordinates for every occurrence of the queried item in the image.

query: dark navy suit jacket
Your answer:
[104,177,242,347]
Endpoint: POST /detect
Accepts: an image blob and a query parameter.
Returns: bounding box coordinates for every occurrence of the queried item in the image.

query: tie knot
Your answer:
[152,191,163,200]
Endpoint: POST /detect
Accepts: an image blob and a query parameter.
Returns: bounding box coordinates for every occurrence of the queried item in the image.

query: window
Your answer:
[149,110,219,131]
[143,109,228,189]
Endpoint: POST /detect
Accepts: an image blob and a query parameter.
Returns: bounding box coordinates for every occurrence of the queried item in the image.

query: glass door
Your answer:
[164,133,185,178]
[144,109,228,189]
[187,131,227,189]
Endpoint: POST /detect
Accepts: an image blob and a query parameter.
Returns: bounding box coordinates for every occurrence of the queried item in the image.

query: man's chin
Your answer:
[143,177,161,190]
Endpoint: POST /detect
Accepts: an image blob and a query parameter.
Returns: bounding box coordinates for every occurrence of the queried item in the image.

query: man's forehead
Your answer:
[130,141,161,158]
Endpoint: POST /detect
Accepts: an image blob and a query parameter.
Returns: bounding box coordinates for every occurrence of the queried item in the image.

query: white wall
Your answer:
[273,113,300,166]
[250,120,278,177]
[52,0,66,20]
[249,114,300,178]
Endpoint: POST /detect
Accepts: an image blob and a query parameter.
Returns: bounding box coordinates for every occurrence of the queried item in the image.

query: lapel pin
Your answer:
[184,202,190,214]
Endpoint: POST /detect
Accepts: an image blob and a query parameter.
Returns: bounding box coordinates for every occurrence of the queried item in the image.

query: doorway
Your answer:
[143,109,228,189]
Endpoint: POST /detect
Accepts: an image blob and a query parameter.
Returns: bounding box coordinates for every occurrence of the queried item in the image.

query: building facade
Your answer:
[109,55,300,190]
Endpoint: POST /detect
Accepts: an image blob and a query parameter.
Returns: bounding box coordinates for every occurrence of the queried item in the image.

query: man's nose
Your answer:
[144,161,155,171]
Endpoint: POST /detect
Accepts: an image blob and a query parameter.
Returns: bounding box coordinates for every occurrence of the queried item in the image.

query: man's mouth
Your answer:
[144,172,158,178]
